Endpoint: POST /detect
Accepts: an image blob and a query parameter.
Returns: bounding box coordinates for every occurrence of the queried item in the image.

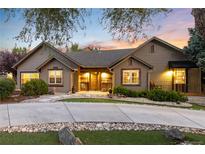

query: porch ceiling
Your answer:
[168,61,198,68]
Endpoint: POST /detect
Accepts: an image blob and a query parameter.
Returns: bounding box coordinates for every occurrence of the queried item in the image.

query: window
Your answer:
[174,68,186,84]
[49,70,63,84]
[21,73,39,84]
[122,70,140,85]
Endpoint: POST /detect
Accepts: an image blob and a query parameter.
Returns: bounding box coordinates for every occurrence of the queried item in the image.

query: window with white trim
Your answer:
[48,70,63,84]
[122,70,140,85]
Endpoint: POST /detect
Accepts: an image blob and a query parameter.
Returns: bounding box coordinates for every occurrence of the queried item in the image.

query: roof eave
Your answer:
[36,57,75,71]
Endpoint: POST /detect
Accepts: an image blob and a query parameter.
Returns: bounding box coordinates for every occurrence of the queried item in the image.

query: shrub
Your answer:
[147,88,188,102]
[113,86,148,98]
[21,79,48,96]
[113,86,188,102]
[113,86,129,96]
[0,78,16,100]
[147,88,168,101]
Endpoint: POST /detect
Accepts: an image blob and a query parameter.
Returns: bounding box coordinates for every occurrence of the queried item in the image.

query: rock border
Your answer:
[0,122,205,135]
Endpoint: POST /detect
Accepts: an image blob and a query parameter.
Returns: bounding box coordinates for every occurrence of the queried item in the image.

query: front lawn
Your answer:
[0,130,205,145]
[74,130,205,145]
[74,130,175,145]
[0,132,59,145]
[61,98,205,111]
[62,98,129,103]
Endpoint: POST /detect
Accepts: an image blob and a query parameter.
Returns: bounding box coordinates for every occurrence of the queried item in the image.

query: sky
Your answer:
[0,8,194,51]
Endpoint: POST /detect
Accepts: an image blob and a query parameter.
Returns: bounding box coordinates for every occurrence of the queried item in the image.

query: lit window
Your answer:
[49,70,63,84]
[21,73,39,84]
[174,68,186,84]
[122,70,140,85]
[7,73,13,79]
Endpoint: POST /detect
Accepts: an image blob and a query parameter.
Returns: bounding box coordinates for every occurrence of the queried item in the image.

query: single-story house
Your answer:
[12,37,203,94]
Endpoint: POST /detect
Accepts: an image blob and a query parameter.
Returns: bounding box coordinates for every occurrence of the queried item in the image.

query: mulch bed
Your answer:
[0,95,38,104]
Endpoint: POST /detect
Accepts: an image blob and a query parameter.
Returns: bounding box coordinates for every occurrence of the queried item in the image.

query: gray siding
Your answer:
[40,59,73,93]
[16,44,77,92]
[132,41,201,92]
[113,58,150,91]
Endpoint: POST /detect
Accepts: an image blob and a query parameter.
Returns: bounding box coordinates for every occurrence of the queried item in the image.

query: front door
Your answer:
[90,72,98,90]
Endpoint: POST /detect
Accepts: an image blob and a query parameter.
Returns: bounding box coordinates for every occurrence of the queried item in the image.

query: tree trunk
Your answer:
[192,8,205,39]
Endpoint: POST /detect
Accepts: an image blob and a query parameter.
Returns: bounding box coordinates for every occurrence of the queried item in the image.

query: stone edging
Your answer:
[0,122,205,135]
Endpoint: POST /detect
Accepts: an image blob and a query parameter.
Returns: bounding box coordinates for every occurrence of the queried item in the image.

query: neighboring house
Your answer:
[12,37,203,94]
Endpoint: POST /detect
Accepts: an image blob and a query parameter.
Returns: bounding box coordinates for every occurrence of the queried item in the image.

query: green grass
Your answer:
[74,130,205,145]
[0,131,205,145]
[191,104,205,110]
[0,132,59,145]
[61,98,205,111]
[62,98,130,103]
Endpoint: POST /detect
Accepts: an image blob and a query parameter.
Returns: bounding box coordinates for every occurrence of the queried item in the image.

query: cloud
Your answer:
[82,39,145,50]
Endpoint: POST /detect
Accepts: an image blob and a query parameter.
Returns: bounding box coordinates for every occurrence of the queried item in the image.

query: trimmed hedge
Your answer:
[113,86,188,102]
[21,79,48,96]
[0,78,16,100]
[113,86,148,98]
[147,88,188,102]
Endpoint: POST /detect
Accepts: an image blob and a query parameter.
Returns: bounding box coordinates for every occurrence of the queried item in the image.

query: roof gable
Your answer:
[36,56,76,70]
[104,37,185,68]
[110,55,153,69]
[12,42,80,69]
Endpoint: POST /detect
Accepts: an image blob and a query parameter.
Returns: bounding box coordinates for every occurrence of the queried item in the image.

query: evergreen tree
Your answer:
[184,28,205,71]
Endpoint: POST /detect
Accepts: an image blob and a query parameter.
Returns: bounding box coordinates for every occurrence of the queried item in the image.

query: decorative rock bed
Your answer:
[0,122,205,135]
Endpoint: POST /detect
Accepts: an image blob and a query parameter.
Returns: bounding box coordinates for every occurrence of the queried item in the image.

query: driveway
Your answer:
[0,102,205,129]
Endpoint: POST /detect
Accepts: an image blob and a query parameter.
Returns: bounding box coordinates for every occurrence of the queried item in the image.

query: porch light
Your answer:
[101,72,108,78]
[84,72,90,78]
[166,70,173,77]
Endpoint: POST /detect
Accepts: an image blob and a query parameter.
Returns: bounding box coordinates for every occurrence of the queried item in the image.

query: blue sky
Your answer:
[0,8,194,50]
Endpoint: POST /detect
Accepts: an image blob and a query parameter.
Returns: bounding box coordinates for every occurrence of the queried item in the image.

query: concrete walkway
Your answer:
[0,102,205,129]
[188,96,205,106]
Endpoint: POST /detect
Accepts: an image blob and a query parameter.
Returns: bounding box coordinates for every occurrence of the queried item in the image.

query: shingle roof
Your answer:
[66,49,135,67]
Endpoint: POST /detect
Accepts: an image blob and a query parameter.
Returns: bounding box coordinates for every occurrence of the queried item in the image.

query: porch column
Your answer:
[77,66,80,91]
[147,70,151,90]
[112,72,115,89]
[147,70,152,90]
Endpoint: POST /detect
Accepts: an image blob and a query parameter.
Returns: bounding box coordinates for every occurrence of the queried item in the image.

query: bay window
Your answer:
[122,69,140,85]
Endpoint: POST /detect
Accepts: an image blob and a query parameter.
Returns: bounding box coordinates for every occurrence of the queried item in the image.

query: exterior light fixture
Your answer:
[166,70,173,76]
[101,72,107,78]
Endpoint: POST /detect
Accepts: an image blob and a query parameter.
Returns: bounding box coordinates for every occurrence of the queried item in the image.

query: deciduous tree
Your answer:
[101,8,171,42]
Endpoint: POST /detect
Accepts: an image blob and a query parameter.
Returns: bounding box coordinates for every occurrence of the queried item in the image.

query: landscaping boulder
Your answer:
[165,129,185,141]
[58,127,82,145]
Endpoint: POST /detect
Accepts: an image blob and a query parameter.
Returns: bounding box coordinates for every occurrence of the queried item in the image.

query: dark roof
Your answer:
[12,37,187,70]
[168,61,198,68]
[66,49,135,67]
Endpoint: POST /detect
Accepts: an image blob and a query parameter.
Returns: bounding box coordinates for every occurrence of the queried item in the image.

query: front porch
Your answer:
[77,68,113,92]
